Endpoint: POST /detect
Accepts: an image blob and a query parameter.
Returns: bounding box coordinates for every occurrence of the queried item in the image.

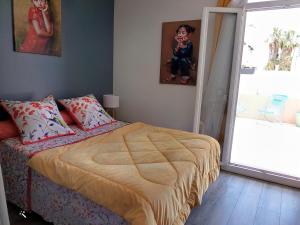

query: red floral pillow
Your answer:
[0,120,19,140]
[0,110,74,141]
[1,96,75,144]
[59,94,115,130]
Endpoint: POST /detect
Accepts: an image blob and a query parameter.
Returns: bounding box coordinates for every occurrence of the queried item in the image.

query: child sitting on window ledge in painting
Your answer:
[20,0,53,55]
[168,24,195,84]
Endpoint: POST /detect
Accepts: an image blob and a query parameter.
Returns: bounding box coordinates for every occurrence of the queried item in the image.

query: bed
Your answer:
[0,121,220,225]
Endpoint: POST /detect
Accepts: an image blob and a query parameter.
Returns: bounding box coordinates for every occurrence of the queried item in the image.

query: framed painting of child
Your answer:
[12,0,61,56]
[160,20,201,85]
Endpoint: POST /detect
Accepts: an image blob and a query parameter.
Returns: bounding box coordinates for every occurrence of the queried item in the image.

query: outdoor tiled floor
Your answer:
[231,117,300,178]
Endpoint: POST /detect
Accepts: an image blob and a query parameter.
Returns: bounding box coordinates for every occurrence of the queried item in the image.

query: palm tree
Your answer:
[265,28,281,70]
[265,28,300,71]
[278,30,299,71]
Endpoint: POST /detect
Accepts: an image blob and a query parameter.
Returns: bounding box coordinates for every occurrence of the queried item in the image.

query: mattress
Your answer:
[29,122,220,225]
[30,169,128,225]
[1,121,220,225]
[0,121,129,225]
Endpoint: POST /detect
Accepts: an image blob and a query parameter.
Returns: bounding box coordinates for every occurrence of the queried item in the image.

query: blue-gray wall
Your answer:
[0,0,114,102]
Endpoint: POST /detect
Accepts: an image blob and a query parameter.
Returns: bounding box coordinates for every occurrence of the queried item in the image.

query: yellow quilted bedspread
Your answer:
[28,122,220,225]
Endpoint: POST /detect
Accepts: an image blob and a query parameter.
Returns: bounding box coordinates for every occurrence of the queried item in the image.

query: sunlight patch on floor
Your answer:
[231,117,300,178]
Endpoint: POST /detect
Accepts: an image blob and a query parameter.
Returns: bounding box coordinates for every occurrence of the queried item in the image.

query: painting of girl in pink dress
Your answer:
[13,0,61,56]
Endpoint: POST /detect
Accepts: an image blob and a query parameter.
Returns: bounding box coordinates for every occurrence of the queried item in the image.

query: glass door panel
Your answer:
[230,7,300,178]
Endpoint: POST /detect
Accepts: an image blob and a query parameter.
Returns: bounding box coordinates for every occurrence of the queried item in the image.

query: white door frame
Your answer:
[246,0,300,11]
[224,0,300,188]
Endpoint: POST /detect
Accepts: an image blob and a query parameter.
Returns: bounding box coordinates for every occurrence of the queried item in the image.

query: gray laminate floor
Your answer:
[8,172,300,225]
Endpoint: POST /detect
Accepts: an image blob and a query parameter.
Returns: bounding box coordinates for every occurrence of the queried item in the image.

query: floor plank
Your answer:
[8,203,52,225]
[226,178,264,225]
[185,172,229,224]
[280,186,300,225]
[253,183,282,225]
[187,173,248,225]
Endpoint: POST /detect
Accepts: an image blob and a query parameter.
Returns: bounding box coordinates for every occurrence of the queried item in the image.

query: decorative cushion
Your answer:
[59,94,115,131]
[0,110,74,141]
[1,96,75,144]
[60,110,75,125]
[0,120,19,140]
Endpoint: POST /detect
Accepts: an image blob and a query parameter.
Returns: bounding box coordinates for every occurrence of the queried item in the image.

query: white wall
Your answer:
[114,0,217,131]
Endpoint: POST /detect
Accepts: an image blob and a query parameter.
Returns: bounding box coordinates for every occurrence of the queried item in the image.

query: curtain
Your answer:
[199,0,246,144]
[200,13,236,140]
[209,0,232,144]
[218,0,232,6]
[211,0,232,65]
[213,0,247,62]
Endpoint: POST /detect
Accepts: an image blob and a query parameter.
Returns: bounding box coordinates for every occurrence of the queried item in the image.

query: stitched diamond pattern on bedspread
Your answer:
[28,122,220,225]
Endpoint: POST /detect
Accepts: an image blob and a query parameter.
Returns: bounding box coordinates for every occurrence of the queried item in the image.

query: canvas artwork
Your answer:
[13,0,61,56]
[160,20,201,85]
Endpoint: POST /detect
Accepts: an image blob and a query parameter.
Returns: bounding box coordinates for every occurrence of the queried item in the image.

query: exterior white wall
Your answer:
[113,0,217,131]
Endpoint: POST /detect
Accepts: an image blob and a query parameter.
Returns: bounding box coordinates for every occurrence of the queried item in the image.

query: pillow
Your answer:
[60,110,75,125]
[0,110,74,141]
[1,96,75,144]
[0,120,19,140]
[59,94,115,131]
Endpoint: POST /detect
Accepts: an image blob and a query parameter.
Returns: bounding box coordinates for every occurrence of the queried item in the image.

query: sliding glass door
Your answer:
[194,0,300,188]
[230,7,300,178]
[222,1,300,188]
